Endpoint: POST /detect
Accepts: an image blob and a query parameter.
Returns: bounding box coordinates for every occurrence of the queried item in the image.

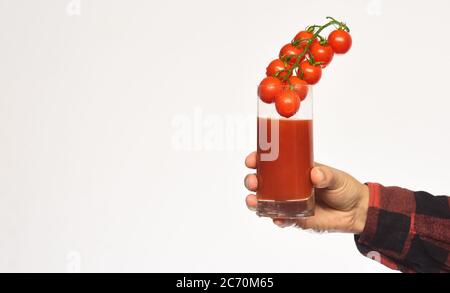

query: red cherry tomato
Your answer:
[298,61,322,85]
[266,59,292,79]
[293,30,318,51]
[279,43,303,65]
[327,29,352,54]
[275,90,301,118]
[309,41,334,68]
[258,77,283,104]
[287,76,309,101]
[294,31,314,42]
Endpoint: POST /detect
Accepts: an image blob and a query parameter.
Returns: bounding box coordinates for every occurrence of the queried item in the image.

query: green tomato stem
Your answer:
[282,17,349,81]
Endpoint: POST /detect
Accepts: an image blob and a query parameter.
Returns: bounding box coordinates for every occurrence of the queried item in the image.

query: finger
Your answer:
[310,164,345,190]
[245,151,257,169]
[244,174,258,191]
[245,194,257,211]
[293,205,333,232]
[294,217,312,230]
[272,218,296,228]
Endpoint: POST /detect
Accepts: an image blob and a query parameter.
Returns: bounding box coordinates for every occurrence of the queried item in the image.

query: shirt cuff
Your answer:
[356,182,382,245]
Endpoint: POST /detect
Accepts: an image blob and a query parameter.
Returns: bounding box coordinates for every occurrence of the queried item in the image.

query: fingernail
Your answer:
[274,219,290,228]
[274,221,285,228]
[316,168,325,182]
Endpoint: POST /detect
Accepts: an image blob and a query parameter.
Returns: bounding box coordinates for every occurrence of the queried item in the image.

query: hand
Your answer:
[244,151,369,234]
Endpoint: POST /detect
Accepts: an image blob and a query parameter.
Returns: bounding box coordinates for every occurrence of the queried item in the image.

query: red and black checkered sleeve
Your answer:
[354,183,450,273]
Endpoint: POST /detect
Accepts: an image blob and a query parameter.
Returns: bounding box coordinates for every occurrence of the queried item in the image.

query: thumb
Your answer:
[311,164,345,190]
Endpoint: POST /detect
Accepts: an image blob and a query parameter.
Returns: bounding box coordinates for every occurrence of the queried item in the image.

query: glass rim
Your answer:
[256,83,313,89]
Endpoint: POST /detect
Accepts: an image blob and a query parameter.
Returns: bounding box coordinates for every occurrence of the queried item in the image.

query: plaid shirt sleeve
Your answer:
[354,182,450,273]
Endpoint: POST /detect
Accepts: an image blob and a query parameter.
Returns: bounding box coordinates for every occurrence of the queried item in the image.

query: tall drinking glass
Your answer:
[256,85,314,218]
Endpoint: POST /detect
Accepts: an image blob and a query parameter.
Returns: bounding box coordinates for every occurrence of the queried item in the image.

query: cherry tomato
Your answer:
[279,43,303,65]
[327,29,352,54]
[266,59,292,79]
[298,60,322,85]
[258,77,283,104]
[287,76,309,101]
[294,31,314,43]
[275,90,301,118]
[293,30,318,51]
[309,41,334,68]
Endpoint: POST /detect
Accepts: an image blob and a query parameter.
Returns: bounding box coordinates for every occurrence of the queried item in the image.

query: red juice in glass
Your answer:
[256,85,314,218]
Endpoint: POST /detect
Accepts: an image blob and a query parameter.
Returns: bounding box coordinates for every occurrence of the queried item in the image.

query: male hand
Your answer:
[244,151,369,234]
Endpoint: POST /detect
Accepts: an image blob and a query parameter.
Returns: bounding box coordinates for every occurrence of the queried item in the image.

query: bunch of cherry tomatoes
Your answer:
[258,17,352,118]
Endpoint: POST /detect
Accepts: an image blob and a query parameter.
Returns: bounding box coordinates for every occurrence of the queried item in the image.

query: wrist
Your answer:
[352,184,369,234]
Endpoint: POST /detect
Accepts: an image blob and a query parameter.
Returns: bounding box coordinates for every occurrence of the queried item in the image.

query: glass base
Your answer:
[256,193,315,219]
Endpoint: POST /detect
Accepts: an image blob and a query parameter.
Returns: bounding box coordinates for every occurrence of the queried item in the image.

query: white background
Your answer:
[0,0,449,272]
